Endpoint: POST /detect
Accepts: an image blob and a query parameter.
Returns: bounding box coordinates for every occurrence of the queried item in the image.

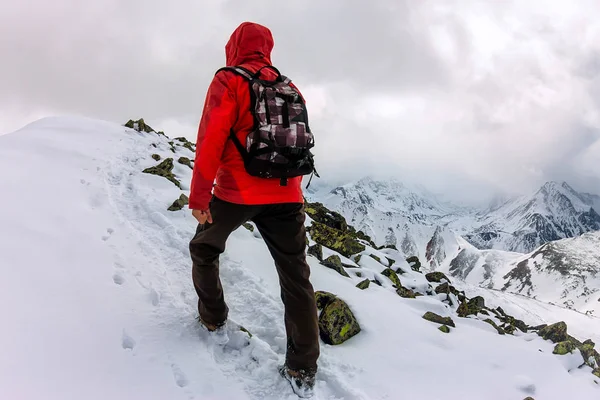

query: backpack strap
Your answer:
[215,66,254,81]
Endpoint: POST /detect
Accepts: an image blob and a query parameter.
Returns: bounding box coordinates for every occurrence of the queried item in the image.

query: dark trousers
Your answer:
[189,196,320,372]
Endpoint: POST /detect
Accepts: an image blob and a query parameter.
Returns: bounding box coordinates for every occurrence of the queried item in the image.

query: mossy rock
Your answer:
[425,271,450,283]
[152,154,161,161]
[422,312,455,328]
[371,279,382,287]
[457,297,485,318]
[438,325,450,333]
[354,254,362,264]
[307,243,323,261]
[318,298,361,345]
[523,397,535,400]
[308,222,365,257]
[242,223,254,232]
[173,137,196,152]
[483,319,506,335]
[321,255,350,278]
[379,244,398,251]
[304,201,348,231]
[178,156,193,169]
[142,158,181,188]
[538,322,568,343]
[369,254,382,264]
[579,339,600,369]
[355,271,363,278]
[381,268,401,287]
[356,279,370,290]
[593,368,600,378]
[347,226,376,247]
[396,286,417,298]
[406,256,422,272]
[434,282,460,296]
[167,194,189,211]
[386,257,396,268]
[553,341,576,355]
[125,118,154,133]
[502,324,516,335]
[315,291,337,311]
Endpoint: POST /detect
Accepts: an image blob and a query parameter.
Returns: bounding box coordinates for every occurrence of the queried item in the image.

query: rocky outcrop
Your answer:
[356,279,370,290]
[307,222,365,257]
[142,158,181,188]
[177,156,193,169]
[167,194,189,211]
[125,118,155,133]
[381,268,401,287]
[307,243,323,261]
[321,255,350,278]
[422,312,456,328]
[406,256,422,272]
[425,272,450,283]
[538,322,568,343]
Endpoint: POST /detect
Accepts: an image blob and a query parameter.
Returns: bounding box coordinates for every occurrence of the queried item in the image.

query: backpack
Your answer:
[215,65,318,187]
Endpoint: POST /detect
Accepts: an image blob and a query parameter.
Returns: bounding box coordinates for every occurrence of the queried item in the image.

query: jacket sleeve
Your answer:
[189,72,238,210]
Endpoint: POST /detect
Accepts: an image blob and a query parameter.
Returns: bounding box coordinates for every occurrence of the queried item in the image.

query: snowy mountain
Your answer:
[464,181,600,253]
[3,116,600,399]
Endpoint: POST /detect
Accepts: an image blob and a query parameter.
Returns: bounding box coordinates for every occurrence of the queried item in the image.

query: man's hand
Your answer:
[192,209,213,225]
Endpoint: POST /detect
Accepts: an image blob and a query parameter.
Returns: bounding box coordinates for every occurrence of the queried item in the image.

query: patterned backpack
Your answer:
[215,65,318,187]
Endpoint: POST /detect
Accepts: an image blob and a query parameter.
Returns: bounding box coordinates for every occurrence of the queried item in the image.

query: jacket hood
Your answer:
[225,22,274,66]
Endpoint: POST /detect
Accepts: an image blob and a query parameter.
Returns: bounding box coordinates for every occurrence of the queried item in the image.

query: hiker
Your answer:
[188,22,319,396]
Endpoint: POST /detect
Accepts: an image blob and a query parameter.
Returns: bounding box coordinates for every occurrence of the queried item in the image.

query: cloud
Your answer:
[1,0,599,199]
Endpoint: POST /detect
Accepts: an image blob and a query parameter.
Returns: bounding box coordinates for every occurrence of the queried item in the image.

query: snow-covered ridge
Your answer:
[2,116,600,399]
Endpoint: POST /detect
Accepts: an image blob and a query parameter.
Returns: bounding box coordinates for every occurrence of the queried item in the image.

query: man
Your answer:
[188,22,320,397]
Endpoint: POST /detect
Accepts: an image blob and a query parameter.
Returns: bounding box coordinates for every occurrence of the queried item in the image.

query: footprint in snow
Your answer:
[113,273,125,285]
[122,330,136,350]
[171,364,189,388]
[101,228,115,241]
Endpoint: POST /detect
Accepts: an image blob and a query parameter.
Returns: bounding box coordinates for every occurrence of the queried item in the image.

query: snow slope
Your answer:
[1,117,599,399]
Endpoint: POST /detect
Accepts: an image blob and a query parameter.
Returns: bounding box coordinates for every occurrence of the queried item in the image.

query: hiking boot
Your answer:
[199,318,229,345]
[279,365,316,398]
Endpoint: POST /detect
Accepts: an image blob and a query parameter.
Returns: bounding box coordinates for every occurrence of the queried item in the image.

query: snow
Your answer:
[1,116,600,399]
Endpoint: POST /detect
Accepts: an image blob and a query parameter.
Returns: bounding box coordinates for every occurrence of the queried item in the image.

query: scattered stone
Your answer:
[434,282,460,296]
[425,271,450,283]
[304,202,348,231]
[579,339,600,369]
[457,297,485,318]
[125,118,155,133]
[356,279,370,290]
[308,222,366,257]
[422,312,456,328]
[553,341,576,355]
[396,286,417,298]
[470,296,485,309]
[167,194,189,211]
[354,254,362,264]
[307,243,323,261]
[178,156,193,169]
[142,158,181,188]
[483,319,506,335]
[242,223,254,232]
[538,322,568,343]
[151,154,161,161]
[371,279,382,287]
[386,257,396,268]
[406,256,422,272]
[315,291,337,310]
[369,254,382,264]
[381,268,401,287]
[355,271,363,278]
[438,325,450,333]
[318,298,361,345]
[379,244,398,251]
[321,255,350,278]
[174,137,196,152]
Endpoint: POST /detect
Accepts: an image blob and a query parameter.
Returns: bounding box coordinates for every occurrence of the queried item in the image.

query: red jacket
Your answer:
[189,22,304,211]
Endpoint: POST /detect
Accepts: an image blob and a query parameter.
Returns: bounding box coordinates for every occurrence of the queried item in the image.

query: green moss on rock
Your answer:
[308,222,366,257]
[438,325,450,333]
[178,157,193,169]
[318,298,361,345]
[381,268,401,287]
[242,223,254,232]
[457,297,485,318]
[396,286,417,298]
[422,312,456,328]
[425,271,450,283]
[386,257,396,268]
[369,254,382,264]
[315,291,337,311]
[321,255,350,278]
[152,154,161,161]
[125,118,155,133]
[553,341,576,355]
[304,201,348,231]
[483,319,506,335]
[593,368,600,378]
[356,279,370,290]
[167,194,189,211]
[307,243,323,261]
[142,158,181,188]
[538,322,568,343]
[434,282,460,296]
[406,256,422,272]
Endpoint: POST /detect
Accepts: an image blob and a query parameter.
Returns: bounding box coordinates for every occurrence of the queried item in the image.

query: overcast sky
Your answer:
[2,0,599,202]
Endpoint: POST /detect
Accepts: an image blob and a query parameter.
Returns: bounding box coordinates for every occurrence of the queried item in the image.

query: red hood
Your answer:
[225,22,273,66]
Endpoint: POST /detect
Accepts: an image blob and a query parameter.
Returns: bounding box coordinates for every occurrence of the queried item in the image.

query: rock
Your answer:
[396,286,417,298]
[593,368,600,378]
[434,282,460,296]
[242,223,254,232]
[479,309,490,316]
[530,324,547,331]
[425,271,450,283]
[514,319,529,333]
[578,339,600,369]
[523,397,535,400]
[422,312,456,328]
[438,325,450,333]
[483,319,506,335]
[381,268,401,287]
[125,118,155,133]
[318,298,361,345]
[371,279,382,287]
[321,255,350,278]
[167,194,189,211]
[386,257,396,268]
[356,279,370,290]
[304,202,348,231]
[354,254,362,264]
[406,256,422,272]
[355,271,363,278]
[315,291,337,310]
[538,322,568,343]
[457,297,485,318]
[496,306,507,316]
[178,156,193,169]
[470,296,485,309]
[151,154,161,161]
[369,254,382,264]
[379,244,398,251]
[174,137,196,152]
[307,243,323,261]
[142,158,181,188]
[308,222,366,257]
[553,341,576,355]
